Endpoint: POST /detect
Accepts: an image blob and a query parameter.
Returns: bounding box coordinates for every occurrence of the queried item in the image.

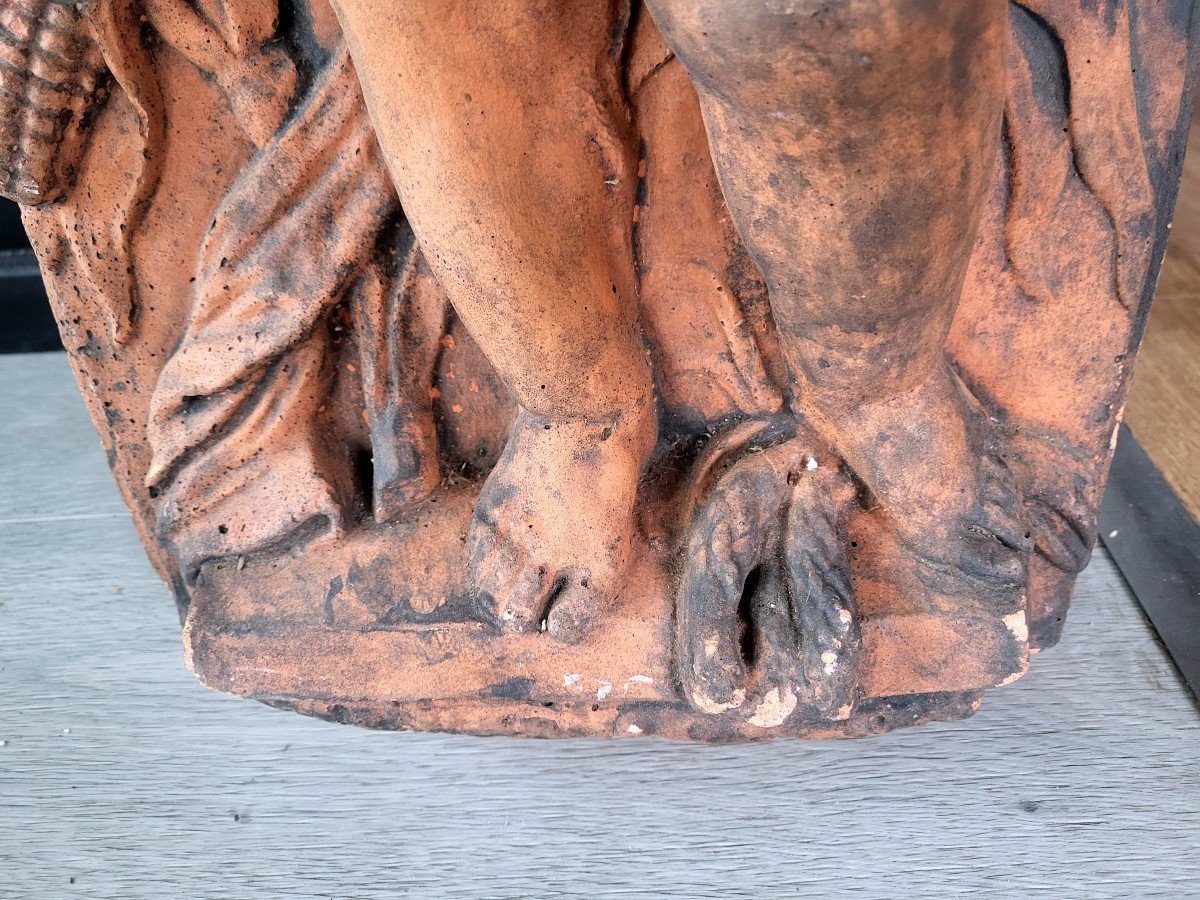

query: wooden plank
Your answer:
[1125,112,1200,522]
[2,351,1198,897]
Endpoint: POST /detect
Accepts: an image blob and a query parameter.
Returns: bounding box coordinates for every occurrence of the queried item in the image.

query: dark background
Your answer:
[0,198,58,353]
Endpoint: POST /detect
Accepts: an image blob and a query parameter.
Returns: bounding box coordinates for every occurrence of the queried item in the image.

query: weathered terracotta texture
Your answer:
[5,0,1196,740]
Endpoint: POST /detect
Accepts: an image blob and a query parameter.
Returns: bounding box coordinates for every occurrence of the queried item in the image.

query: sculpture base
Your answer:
[183,484,1030,741]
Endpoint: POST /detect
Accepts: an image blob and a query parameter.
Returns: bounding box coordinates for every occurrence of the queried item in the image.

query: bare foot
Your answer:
[467,406,655,642]
[822,362,1032,604]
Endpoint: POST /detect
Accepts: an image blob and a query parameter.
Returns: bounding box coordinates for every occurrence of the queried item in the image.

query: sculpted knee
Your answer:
[645,0,915,105]
[647,0,1001,102]
[645,0,815,91]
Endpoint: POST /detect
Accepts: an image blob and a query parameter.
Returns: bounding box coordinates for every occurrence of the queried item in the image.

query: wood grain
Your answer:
[1,351,1198,897]
[1125,114,1200,521]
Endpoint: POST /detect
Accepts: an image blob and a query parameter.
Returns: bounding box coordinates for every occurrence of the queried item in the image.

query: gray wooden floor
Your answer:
[1,352,1198,899]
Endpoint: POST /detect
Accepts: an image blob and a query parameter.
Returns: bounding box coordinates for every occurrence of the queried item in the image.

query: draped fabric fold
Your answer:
[1007,0,1156,312]
[146,45,403,572]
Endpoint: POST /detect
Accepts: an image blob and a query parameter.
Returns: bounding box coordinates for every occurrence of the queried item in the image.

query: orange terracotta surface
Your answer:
[4,0,1196,740]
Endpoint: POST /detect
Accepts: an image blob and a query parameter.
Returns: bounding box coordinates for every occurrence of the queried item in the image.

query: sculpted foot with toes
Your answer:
[468,409,655,641]
[821,363,1032,603]
[336,0,655,642]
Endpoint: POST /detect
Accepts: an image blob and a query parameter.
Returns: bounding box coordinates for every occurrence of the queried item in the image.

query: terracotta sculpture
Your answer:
[4,0,1194,739]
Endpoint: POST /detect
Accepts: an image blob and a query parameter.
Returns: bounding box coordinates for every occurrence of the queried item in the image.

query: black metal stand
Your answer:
[0,199,58,354]
[1100,425,1200,703]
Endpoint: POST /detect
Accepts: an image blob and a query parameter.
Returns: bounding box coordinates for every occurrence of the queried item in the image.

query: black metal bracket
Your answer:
[0,197,58,354]
[1100,425,1200,704]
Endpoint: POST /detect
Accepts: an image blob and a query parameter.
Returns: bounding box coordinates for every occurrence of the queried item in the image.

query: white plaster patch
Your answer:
[1003,610,1029,644]
[805,456,819,471]
[622,674,654,695]
[562,673,582,688]
[626,725,642,735]
[595,681,613,701]
[692,687,746,715]
[998,660,1030,687]
[748,687,797,728]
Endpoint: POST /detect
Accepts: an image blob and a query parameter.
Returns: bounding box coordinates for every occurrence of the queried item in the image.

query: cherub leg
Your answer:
[647,0,1030,600]
[332,0,656,638]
